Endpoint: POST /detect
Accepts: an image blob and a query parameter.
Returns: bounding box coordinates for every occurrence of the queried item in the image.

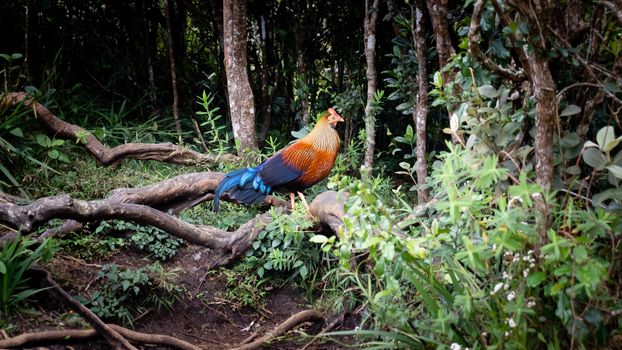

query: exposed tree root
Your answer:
[230,309,324,350]
[0,92,238,166]
[0,324,202,350]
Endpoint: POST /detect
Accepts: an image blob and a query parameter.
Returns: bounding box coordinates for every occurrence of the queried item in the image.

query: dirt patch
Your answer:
[6,243,340,349]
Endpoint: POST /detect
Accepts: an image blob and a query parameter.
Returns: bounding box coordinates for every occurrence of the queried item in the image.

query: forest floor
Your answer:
[7,242,346,349]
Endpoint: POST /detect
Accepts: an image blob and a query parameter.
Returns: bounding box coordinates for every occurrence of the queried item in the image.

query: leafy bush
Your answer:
[95,220,183,261]
[244,206,320,282]
[86,263,182,326]
[323,143,622,349]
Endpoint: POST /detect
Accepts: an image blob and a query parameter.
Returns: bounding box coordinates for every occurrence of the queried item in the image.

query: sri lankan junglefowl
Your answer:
[213,108,344,212]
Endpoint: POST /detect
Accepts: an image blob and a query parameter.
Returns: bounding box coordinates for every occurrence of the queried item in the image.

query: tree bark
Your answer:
[223,0,258,153]
[413,1,429,204]
[363,0,380,174]
[163,0,182,143]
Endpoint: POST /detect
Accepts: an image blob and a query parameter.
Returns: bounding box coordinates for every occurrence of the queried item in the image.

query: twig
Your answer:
[300,311,345,350]
[229,310,324,350]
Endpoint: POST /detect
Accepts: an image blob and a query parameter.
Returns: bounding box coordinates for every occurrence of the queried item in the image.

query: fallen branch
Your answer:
[0,175,345,267]
[0,92,238,166]
[230,309,324,350]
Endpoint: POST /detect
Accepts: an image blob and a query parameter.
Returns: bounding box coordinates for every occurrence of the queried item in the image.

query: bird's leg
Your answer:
[297,191,311,212]
[289,192,296,210]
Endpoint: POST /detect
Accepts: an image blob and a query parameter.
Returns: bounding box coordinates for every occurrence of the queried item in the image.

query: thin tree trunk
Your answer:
[164,0,182,143]
[413,1,429,204]
[223,0,258,153]
[143,0,159,115]
[294,1,310,126]
[363,0,380,174]
[425,0,461,145]
[258,14,274,143]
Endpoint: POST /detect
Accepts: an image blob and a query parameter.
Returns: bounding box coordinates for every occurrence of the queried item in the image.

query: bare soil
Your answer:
[6,243,344,349]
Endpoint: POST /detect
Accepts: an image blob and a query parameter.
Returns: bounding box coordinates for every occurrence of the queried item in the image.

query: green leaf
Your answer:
[36,134,51,148]
[560,132,580,148]
[606,165,622,179]
[0,261,6,274]
[404,125,414,143]
[583,148,607,170]
[527,271,546,287]
[121,280,130,291]
[299,265,308,279]
[596,126,616,150]
[9,128,23,137]
[47,149,59,159]
[560,104,581,117]
[478,84,498,99]
[309,235,328,244]
[450,113,459,132]
[565,165,581,175]
[396,102,413,111]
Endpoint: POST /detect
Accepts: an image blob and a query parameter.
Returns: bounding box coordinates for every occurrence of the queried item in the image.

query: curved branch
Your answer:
[230,309,324,350]
[468,0,524,82]
[0,92,238,166]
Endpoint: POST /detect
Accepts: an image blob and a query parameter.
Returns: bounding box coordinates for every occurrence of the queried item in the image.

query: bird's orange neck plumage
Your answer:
[300,113,340,153]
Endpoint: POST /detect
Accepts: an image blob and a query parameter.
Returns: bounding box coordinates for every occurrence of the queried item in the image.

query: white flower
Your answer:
[507,291,516,301]
[481,331,488,338]
[523,269,530,278]
[492,244,497,251]
[503,271,513,280]
[527,300,536,308]
[450,343,462,350]
[529,262,535,268]
[504,283,510,290]
[508,318,516,328]
[491,282,504,295]
[527,250,533,255]
[504,331,510,337]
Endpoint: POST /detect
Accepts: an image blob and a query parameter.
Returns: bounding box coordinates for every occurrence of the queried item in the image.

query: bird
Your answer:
[213,108,344,212]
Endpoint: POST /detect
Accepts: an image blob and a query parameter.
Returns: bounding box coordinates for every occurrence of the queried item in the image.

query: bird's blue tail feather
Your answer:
[213,167,269,212]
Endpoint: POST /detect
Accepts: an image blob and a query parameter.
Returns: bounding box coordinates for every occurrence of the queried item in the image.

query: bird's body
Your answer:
[214,108,344,212]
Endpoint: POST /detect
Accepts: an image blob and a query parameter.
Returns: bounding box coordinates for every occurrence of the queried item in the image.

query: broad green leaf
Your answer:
[36,134,51,147]
[560,104,581,117]
[0,261,5,274]
[309,235,328,244]
[583,148,607,170]
[606,165,622,179]
[9,128,23,138]
[527,272,546,287]
[565,165,581,175]
[583,140,599,149]
[48,149,60,159]
[596,126,616,150]
[299,265,308,279]
[478,84,498,99]
[396,102,413,111]
[560,132,580,148]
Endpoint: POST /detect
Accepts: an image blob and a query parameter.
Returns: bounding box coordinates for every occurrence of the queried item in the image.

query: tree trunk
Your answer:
[258,14,275,143]
[143,0,159,115]
[413,2,429,204]
[425,0,461,145]
[363,0,380,174]
[164,0,182,143]
[223,0,258,153]
[294,0,310,126]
